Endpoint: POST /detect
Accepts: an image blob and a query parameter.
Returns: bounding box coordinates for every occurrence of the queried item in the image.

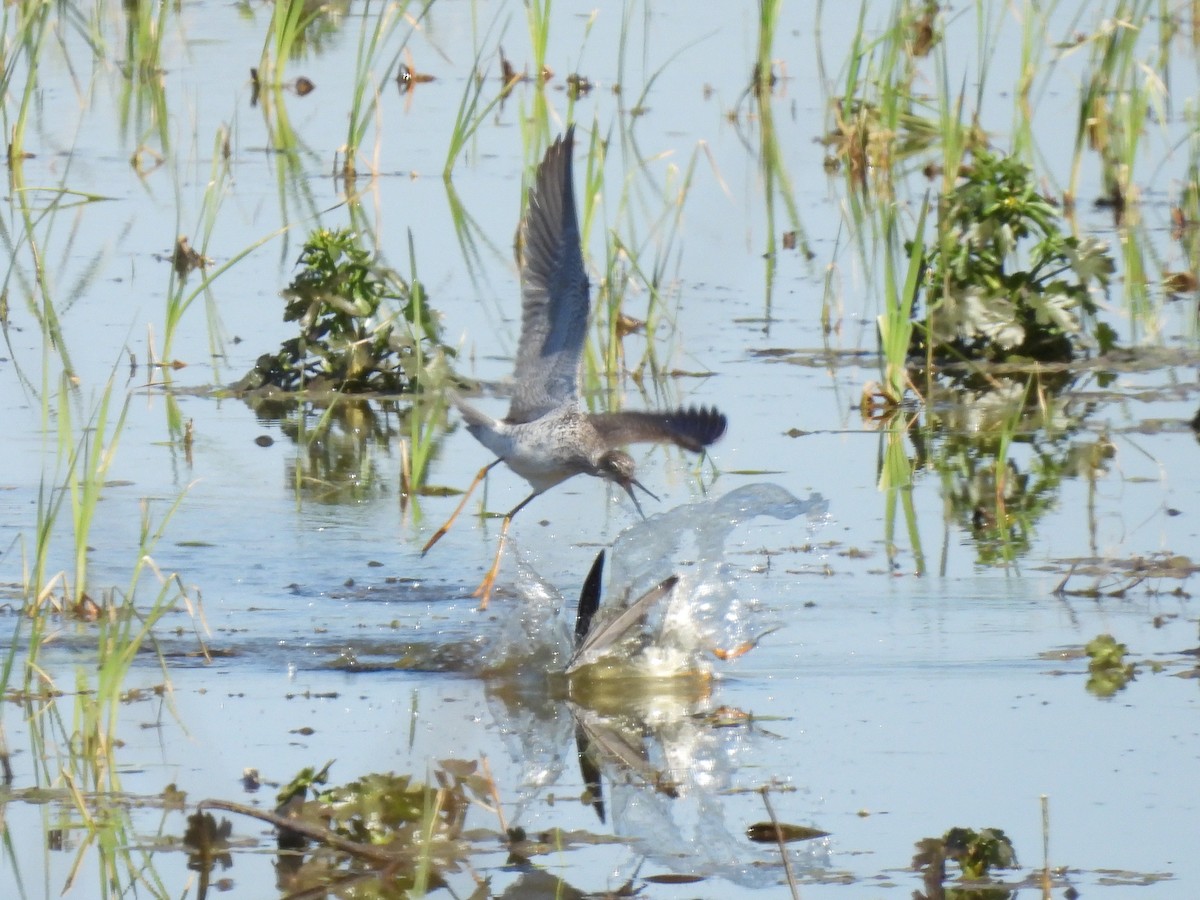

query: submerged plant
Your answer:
[237,228,447,394]
[917,150,1116,364]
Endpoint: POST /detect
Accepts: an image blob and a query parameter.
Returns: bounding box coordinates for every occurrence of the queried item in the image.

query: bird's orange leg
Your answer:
[473,491,539,610]
[421,460,502,556]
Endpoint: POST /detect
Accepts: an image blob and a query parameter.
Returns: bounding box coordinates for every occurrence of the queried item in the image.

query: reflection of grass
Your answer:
[161,130,235,368]
[4,372,196,873]
[256,83,324,241]
[4,0,52,171]
[340,2,436,180]
[401,392,448,511]
[18,376,126,617]
[879,414,925,575]
[257,0,326,88]
[583,129,707,404]
[443,7,511,178]
[925,374,1114,569]
[753,91,807,322]
[117,0,171,154]
[734,0,808,321]
[875,194,927,406]
[443,177,508,292]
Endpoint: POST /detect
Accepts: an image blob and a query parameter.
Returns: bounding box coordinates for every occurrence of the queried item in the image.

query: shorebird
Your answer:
[422,127,727,607]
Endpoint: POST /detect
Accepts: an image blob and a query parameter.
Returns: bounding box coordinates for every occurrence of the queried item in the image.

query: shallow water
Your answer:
[2,1,1200,898]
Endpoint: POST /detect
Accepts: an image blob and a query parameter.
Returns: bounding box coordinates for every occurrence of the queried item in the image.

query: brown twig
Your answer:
[759,785,801,900]
[197,798,399,865]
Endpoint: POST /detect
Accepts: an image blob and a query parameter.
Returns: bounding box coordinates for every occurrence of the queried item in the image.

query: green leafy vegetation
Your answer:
[914,825,1018,899]
[1086,633,1136,698]
[200,760,492,895]
[917,150,1117,364]
[942,826,1017,879]
[237,228,448,395]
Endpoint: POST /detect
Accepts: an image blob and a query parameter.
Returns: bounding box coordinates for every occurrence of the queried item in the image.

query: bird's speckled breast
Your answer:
[502,406,599,492]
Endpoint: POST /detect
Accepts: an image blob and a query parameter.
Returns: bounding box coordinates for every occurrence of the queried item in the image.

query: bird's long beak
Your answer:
[621,477,659,520]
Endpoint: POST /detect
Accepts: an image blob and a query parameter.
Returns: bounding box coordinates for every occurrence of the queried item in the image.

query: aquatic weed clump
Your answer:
[915,150,1116,365]
[237,228,449,395]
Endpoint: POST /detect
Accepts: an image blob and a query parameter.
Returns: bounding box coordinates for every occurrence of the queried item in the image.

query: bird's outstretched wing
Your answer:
[568,574,679,674]
[589,405,727,453]
[508,126,590,424]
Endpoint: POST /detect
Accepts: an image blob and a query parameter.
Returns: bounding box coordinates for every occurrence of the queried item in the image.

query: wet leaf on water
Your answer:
[644,873,707,884]
[1094,868,1175,886]
[162,783,187,809]
[1038,646,1087,661]
[711,625,781,660]
[509,827,627,852]
[695,705,753,727]
[171,236,212,276]
[438,758,478,778]
[565,72,593,98]
[419,485,465,497]
[1163,271,1198,294]
[746,822,830,843]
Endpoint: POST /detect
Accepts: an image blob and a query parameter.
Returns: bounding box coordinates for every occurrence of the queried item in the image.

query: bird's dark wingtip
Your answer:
[680,404,728,448]
[574,548,605,647]
[546,125,576,166]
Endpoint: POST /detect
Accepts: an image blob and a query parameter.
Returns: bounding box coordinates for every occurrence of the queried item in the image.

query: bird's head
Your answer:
[596,450,658,519]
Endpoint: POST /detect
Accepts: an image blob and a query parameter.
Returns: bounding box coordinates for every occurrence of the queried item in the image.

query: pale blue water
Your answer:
[2,1,1199,897]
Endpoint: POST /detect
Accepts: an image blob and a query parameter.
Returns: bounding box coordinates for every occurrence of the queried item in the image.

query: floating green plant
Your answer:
[1085,633,1136,698]
[913,825,1017,898]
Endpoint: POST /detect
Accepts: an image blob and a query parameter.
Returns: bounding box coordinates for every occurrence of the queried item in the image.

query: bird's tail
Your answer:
[449,391,509,456]
[448,390,493,430]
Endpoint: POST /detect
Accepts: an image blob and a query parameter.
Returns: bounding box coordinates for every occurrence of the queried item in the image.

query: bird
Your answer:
[422,126,727,607]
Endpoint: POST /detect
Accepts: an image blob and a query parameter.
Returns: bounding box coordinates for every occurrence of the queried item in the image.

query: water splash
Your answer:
[578,483,828,677]
[483,483,828,679]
